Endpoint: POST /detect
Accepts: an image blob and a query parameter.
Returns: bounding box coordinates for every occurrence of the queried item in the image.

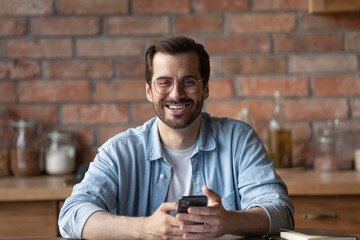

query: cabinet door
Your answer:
[291,196,360,235]
[0,201,58,238]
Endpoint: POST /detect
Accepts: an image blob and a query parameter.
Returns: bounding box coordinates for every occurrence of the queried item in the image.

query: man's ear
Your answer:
[146,83,154,102]
[203,82,209,100]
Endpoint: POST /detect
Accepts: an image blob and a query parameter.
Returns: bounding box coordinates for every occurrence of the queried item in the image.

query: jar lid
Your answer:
[46,130,73,141]
[10,119,38,128]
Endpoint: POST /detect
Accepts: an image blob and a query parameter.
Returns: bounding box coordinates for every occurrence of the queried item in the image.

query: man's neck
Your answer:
[158,115,202,151]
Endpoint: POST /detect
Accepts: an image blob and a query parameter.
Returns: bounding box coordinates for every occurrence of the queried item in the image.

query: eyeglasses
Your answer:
[153,77,204,95]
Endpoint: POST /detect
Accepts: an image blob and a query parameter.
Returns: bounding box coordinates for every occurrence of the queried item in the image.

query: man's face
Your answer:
[146,52,209,129]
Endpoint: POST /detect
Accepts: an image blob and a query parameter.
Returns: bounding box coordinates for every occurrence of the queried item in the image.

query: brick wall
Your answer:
[0,0,360,166]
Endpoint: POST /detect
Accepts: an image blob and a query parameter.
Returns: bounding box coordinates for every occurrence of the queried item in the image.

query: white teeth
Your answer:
[169,105,185,110]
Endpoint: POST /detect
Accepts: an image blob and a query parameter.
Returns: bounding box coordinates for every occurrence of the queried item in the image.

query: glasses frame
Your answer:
[152,78,204,95]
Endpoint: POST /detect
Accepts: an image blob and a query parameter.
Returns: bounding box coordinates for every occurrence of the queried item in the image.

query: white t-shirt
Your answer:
[163,143,196,203]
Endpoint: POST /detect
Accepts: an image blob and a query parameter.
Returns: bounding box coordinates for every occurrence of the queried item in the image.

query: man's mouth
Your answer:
[168,105,186,110]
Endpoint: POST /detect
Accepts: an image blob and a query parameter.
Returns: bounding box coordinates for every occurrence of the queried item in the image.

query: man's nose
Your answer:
[169,81,185,98]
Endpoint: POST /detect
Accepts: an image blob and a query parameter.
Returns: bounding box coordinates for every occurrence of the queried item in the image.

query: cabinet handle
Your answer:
[303,213,337,220]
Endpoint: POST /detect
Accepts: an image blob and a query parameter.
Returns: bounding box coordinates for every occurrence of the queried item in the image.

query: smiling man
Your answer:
[58,36,294,239]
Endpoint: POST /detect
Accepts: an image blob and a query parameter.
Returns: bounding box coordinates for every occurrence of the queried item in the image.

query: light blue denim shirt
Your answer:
[58,113,294,238]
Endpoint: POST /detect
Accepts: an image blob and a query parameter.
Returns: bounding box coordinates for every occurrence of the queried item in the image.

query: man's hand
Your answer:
[141,202,185,239]
[176,186,229,239]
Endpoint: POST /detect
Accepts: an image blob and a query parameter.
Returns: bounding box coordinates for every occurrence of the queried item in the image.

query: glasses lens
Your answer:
[154,79,172,94]
[154,78,201,94]
[181,77,199,93]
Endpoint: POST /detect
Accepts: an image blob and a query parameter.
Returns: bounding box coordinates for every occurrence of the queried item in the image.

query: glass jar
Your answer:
[10,119,43,177]
[314,127,338,171]
[44,130,76,175]
[314,120,354,171]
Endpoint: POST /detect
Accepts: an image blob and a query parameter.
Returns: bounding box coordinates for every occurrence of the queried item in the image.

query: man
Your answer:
[58,36,294,239]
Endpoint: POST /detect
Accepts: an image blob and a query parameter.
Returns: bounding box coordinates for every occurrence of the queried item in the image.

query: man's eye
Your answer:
[158,80,172,86]
[182,79,197,86]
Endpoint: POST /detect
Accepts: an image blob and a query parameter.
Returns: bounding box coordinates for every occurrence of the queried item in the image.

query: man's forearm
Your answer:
[224,207,269,236]
[82,211,145,239]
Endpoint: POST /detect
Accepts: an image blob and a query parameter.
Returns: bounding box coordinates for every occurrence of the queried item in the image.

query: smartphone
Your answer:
[177,195,207,213]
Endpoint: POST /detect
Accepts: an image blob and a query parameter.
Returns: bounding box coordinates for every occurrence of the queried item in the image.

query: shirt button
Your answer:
[159,173,165,179]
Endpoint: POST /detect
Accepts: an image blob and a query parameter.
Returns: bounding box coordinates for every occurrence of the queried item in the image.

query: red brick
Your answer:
[118,60,145,77]
[290,54,358,73]
[46,60,113,78]
[58,0,128,15]
[228,13,295,34]
[313,75,360,96]
[94,80,147,101]
[208,78,235,99]
[221,57,286,75]
[239,77,309,97]
[0,61,40,79]
[77,38,143,57]
[133,103,156,124]
[0,82,16,102]
[347,32,360,51]
[99,125,132,145]
[106,16,168,35]
[0,18,27,36]
[204,36,270,54]
[6,39,72,58]
[0,0,52,16]
[252,0,307,10]
[8,105,58,123]
[286,99,348,120]
[274,34,343,52]
[63,104,129,124]
[175,15,222,34]
[301,13,360,30]
[193,0,249,12]
[32,17,99,36]
[206,100,273,120]
[19,80,90,102]
[354,98,360,118]
[134,0,189,14]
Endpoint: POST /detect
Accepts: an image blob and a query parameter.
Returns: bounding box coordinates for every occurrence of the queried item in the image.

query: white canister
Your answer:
[44,131,76,175]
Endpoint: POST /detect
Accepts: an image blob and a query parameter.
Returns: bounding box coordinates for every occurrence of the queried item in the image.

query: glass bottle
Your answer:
[267,91,292,168]
[10,119,43,176]
[44,130,76,175]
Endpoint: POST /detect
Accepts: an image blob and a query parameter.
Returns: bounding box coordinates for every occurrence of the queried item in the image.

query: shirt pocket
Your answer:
[221,190,236,210]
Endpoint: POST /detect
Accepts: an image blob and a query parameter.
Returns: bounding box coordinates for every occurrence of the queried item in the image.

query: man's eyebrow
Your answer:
[181,74,198,79]
[156,76,173,80]
[155,75,198,81]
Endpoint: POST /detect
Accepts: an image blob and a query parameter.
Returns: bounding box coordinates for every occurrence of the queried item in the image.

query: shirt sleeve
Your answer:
[236,127,295,234]
[58,147,119,239]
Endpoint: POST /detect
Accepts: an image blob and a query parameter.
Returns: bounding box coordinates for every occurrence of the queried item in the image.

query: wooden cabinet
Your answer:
[277,170,360,237]
[0,175,73,238]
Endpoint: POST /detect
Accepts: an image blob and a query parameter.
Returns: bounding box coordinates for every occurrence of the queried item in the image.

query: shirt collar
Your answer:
[146,113,216,161]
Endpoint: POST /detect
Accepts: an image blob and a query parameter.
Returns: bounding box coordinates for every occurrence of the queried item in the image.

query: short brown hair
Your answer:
[145,36,210,87]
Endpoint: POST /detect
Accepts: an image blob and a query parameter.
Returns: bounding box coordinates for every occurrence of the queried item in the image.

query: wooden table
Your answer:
[1,170,360,239]
[0,175,74,238]
[276,169,360,237]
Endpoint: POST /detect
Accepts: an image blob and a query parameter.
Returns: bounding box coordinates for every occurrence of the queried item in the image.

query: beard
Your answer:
[152,98,203,129]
